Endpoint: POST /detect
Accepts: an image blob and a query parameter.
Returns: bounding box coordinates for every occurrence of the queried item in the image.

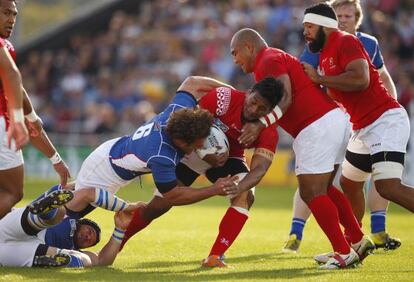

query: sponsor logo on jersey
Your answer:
[213,118,229,132]
[70,219,77,238]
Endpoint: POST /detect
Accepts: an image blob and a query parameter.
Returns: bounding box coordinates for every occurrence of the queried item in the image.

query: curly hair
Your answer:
[166,108,214,145]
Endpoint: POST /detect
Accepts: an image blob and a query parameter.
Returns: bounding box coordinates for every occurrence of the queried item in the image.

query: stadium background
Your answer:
[13,0,414,185]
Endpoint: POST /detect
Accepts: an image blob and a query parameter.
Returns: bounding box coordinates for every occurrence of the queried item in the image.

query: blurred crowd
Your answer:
[18,0,414,139]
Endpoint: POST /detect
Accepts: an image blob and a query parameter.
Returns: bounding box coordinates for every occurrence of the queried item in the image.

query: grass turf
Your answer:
[0,179,413,281]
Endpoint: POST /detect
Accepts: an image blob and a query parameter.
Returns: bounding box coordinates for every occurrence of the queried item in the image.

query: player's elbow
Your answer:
[161,187,184,206]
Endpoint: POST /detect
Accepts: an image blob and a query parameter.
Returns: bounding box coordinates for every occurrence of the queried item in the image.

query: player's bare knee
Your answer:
[230,191,250,209]
[298,188,314,205]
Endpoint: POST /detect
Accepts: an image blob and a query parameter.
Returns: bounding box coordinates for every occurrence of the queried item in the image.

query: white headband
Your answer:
[303,13,338,29]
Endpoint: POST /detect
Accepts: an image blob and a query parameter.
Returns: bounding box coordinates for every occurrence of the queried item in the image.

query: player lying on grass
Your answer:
[63,76,238,220]
[0,187,136,268]
[119,77,283,268]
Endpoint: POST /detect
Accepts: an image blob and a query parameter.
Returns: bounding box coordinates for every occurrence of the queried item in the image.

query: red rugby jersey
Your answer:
[253,47,338,137]
[319,31,400,130]
[199,87,278,158]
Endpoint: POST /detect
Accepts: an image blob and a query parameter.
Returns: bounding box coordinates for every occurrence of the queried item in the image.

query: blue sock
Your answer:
[371,210,386,233]
[39,208,58,220]
[290,218,306,240]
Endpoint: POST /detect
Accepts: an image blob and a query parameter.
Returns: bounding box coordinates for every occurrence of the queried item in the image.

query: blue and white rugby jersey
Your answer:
[300,32,384,69]
[109,91,197,193]
[43,217,77,250]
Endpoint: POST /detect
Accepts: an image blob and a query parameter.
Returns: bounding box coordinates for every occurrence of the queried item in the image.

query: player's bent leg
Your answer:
[298,173,352,257]
[33,246,90,268]
[65,188,96,212]
[120,195,172,251]
[26,206,66,232]
[32,244,72,268]
[29,189,74,215]
[372,156,414,212]
[282,188,310,253]
[341,153,372,222]
[368,181,401,250]
[202,187,252,268]
[340,176,365,222]
[0,165,24,219]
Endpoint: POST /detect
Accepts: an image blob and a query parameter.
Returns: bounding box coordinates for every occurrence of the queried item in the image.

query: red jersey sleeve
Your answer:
[255,53,288,81]
[338,35,367,70]
[199,87,233,117]
[199,89,218,116]
[254,124,278,153]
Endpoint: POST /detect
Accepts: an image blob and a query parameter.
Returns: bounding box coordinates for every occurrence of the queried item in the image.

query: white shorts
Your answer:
[0,116,24,170]
[0,208,43,267]
[75,138,133,194]
[347,108,409,155]
[293,108,350,175]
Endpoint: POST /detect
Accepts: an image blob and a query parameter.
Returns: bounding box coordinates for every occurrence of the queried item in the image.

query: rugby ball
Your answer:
[196,125,229,158]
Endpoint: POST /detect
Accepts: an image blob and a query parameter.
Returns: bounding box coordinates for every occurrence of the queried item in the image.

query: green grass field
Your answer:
[1,179,413,281]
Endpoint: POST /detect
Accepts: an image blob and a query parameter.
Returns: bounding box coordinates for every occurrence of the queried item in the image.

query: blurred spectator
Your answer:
[16,0,414,143]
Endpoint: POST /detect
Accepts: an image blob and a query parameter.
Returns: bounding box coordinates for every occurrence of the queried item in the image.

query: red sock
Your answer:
[344,221,362,244]
[308,195,350,254]
[119,208,151,251]
[327,185,364,244]
[208,207,248,256]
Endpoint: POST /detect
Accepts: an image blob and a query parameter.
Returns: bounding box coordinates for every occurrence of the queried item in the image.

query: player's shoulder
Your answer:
[147,137,180,165]
[261,47,285,59]
[170,91,197,108]
[357,32,379,44]
[213,86,242,116]
[356,32,379,48]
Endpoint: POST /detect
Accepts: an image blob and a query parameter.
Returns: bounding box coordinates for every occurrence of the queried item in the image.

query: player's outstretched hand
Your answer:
[301,62,320,84]
[54,160,71,187]
[239,121,264,146]
[214,175,239,196]
[7,121,29,151]
[114,210,134,230]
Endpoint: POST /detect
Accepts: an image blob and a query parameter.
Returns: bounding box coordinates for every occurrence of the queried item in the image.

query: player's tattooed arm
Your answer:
[234,148,273,194]
[177,76,234,100]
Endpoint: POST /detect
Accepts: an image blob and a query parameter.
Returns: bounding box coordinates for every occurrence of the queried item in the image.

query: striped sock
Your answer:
[290,218,306,240]
[371,210,386,233]
[93,189,127,212]
[28,212,55,231]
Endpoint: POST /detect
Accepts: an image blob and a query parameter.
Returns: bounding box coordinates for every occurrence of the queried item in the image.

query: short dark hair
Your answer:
[76,218,101,248]
[252,77,284,108]
[304,2,337,21]
[166,108,214,145]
